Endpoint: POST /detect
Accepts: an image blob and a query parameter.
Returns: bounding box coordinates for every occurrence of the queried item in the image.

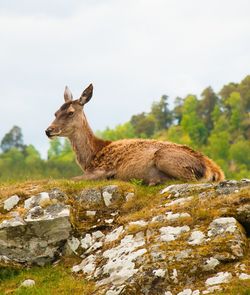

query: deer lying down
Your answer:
[45,84,225,185]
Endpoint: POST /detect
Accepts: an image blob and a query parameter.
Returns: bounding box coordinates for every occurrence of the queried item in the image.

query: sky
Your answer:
[1,0,250,158]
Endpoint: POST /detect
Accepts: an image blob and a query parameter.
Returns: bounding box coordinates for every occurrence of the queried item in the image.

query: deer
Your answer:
[45,84,225,185]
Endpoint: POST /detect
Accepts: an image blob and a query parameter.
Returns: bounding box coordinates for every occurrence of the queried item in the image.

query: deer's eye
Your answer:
[68,111,74,116]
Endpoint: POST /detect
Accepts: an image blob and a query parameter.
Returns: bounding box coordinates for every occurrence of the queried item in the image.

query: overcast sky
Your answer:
[1,0,250,158]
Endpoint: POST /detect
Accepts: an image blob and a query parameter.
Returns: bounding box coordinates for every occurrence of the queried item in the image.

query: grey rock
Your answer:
[0,198,71,266]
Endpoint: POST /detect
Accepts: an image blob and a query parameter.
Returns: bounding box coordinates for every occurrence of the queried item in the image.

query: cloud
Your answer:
[0,0,250,157]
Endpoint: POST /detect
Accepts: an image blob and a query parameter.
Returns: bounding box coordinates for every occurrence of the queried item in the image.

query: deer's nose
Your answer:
[45,128,53,137]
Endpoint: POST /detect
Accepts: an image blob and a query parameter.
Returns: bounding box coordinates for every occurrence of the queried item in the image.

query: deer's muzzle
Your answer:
[45,127,61,138]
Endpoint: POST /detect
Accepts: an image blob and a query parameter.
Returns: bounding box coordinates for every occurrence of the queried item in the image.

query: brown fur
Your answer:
[46,84,225,185]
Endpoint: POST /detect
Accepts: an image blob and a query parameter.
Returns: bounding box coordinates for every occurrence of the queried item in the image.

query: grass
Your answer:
[0,262,95,295]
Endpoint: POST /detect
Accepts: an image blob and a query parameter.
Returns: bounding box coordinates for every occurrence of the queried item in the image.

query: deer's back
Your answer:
[90,138,203,174]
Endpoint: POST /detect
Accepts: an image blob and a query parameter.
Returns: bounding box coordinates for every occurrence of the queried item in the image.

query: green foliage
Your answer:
[1,126,24,153]
[181,95,208,146]
[97,122,136,140]
[130,113,156,137]
[0,75,250,181]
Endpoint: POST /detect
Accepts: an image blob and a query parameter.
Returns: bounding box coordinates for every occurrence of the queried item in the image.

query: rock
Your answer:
[165,211,191,221]
[202,257,220,271]
[205,272,232,286]
[188,230,205,245]
[207,217,247,261]
[0,194,71,266]
[165,197,193,207]
[105,226,124,243]
[153,268,166,277]
[24,192,50,209]
[125,192,135,202]
[129,220,148,227]
[161,183,213,196]
[238,273,250,280]
[3,195,20,211]
[67,237,80,254]
[20,279,35,287]
[159,225,190,242]
[202,285,222,294]
[102,185,122,207]
[207,217,237,237]
[177,289,192,295]
[1,180,250,294]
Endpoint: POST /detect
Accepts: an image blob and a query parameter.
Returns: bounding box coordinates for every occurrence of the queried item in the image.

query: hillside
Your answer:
[0,179,250,294]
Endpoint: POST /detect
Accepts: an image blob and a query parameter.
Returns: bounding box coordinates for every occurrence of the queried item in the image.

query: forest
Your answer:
[0,75,249,181]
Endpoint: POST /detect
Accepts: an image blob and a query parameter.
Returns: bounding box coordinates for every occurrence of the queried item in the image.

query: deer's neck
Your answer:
[68,116,110,171]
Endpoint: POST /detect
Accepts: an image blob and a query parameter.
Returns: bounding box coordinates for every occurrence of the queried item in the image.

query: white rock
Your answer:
[193,291,200,295]
[98,233,146,286]
[188,230,205,245]
[166,211,191,221]
[67,237,80,253]
[24,196,35,209]
[105,226,124,243]
[205,272,232,286]
[86,242,103,253]
[208,217,237,237]
[165,197,193,207]
[159,226,190,242]
[151,215,167,223]
[129,220,148,227]
[103,191,113,206]
[72,254,96,275]
[177,289,192,295]
[153,269,166,277]
[4,195,20,211]
[39,192,50,204]
[203,257,220,271]
[202,285,222,294]
[171,268,178,283]
[20,279,35,287]
[105,219,114,224]
[86,210,96,216]
[0,217,25,229]
[161,184,178,194]
[165,292,173,295]
[81,234,93,249]
[125,192,135,201]
[175,249,191,261]
[92,230,104,239]
[239,273,250,280]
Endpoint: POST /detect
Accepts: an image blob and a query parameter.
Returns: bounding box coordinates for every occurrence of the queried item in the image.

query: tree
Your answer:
[130,113,156,137]
[150,95,172,130]
[181,95,208,146]
[198,87,218,134]
[1,126,24,152]
[172,96,184,124]
[47,138,63,159]
[97,122,136,141]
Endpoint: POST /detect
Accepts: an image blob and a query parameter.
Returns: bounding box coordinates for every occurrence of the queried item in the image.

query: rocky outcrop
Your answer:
[0,189,71,266]
[0,180,250,294]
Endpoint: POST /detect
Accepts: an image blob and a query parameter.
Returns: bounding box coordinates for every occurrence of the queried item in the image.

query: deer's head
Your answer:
[45,84,93,138]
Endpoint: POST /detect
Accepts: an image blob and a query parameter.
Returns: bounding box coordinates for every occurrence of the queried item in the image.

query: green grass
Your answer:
[0,264,95,295]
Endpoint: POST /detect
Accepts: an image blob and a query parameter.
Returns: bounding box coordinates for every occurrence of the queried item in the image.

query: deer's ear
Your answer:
[78,84,93,106]
[64,86,73,102]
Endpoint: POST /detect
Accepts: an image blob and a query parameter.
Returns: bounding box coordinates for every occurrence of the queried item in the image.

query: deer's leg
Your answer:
[72,170,115,181]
